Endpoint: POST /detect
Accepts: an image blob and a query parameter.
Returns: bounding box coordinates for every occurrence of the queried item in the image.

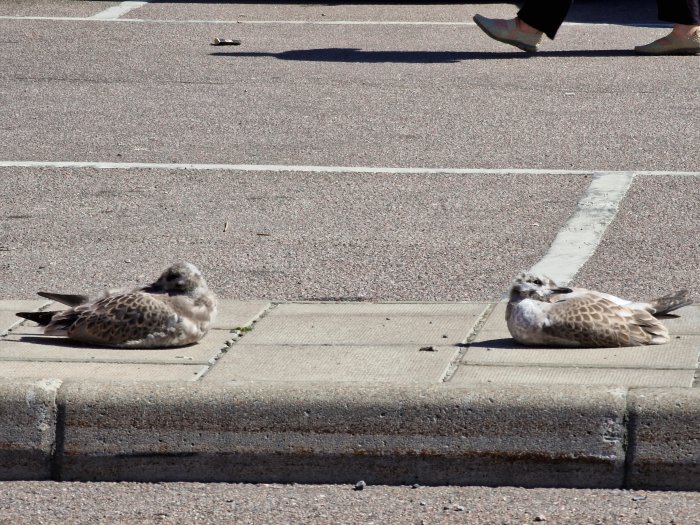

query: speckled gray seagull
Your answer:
[506,272,691,347]
[16,262,217,348]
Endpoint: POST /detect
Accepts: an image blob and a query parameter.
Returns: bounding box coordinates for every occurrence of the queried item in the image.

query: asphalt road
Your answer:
[0,482,699,524]
[1,0,698,302]
[1,3,694,171]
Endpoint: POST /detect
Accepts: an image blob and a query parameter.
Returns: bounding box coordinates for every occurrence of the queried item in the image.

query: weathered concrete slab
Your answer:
[0,361,207,382]
[466,336,700,369]
[0,326,230,364]
[0,300,46,335]
[0,300,269,364]
[211,300,271,330]
[659,305,700,335]
[0,378,60,480]
[627,388,700,490]
[57,381,627,487]
[449,366,694,388]
[203,344,459,383]
[240,303,487,346]
[5,320,226,359]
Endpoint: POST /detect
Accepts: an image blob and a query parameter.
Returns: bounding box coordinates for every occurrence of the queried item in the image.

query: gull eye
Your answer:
[533,279,543,286]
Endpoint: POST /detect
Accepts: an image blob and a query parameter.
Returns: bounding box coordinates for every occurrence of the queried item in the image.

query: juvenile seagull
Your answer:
[16,262,217,348]
[506,272,691,347]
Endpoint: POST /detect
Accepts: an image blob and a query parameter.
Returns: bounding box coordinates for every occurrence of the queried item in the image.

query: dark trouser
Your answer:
[518,0,700,40]
[517,0,573,40]
[659,0,700,25]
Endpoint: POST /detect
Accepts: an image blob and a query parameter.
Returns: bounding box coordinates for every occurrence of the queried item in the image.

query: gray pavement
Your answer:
[0,0,699,492]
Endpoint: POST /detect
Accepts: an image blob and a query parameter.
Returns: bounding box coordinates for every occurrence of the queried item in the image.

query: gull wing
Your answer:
[45,292,178,347]
[544,295,669,347]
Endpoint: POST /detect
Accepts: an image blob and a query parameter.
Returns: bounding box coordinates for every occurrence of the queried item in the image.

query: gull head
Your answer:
[509,272,573,302]
[146,262,208,296]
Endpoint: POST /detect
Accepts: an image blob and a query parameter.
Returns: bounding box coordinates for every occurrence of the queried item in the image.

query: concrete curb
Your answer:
[0,379,61,480]
[1,379,697,489]
[627,388,700,490]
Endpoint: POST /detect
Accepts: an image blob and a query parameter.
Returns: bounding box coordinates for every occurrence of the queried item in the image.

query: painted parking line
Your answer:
[90,1,150,20]
[528,171,636,285]
[0,15,671,28]
[0,160,698,177]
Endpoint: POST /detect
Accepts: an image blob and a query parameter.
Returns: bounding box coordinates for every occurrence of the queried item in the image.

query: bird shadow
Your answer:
[13,335,109,349]
[12,335,192,350]
[465,337,527,350]
[210,48,638,63]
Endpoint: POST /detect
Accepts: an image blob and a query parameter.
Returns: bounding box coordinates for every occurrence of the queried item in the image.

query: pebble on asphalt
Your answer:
[354,481,366,491]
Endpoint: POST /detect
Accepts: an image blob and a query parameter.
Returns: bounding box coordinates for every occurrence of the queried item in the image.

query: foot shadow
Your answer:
[210,48,639,63]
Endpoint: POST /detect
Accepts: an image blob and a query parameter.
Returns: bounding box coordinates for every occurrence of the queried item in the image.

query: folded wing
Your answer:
[45,292,179,347]
[545,295,669,347]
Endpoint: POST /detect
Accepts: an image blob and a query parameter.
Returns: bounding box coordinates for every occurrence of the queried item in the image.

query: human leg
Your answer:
[517,0,574,40]
[472,0,572,53]
[657,0,700,25]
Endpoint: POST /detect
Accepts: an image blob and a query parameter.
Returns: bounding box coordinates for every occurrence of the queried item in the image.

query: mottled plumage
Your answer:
[16,262,217,348]
[506,272,691,348]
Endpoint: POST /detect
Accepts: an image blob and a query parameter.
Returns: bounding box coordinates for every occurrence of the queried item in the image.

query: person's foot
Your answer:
[473,14,543,53]
[634,27,700,55]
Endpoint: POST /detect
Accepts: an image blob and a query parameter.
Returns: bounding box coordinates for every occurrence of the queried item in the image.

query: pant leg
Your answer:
[658,0,700,24]
[517,0,574,40]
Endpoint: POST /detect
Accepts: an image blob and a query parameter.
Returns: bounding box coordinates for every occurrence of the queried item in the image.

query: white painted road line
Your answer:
[90,1,149,21]
[0,161,698,177]
[0,15,671,28]
[528,171,636,285]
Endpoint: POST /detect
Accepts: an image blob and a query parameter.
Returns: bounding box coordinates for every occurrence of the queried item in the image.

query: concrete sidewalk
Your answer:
[0,300,698,489]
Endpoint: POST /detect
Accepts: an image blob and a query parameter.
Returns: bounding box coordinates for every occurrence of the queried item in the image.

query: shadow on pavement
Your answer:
[13,335,102,349]
[468,337,525,350]
[12,335,174,351]
[211,47,639,63]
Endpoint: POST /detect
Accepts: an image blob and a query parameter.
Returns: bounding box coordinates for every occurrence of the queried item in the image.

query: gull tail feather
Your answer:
[37,291,90,307]
[631,310,669,345]
[16,311,56,326]
[649,289,692,316]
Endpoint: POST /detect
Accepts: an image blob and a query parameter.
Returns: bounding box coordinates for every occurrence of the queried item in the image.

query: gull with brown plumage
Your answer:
[506,272,691,348]
[16,262,217,348]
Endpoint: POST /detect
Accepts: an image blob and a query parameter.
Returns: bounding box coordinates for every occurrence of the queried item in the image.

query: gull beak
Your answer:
[552,286,573,294]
